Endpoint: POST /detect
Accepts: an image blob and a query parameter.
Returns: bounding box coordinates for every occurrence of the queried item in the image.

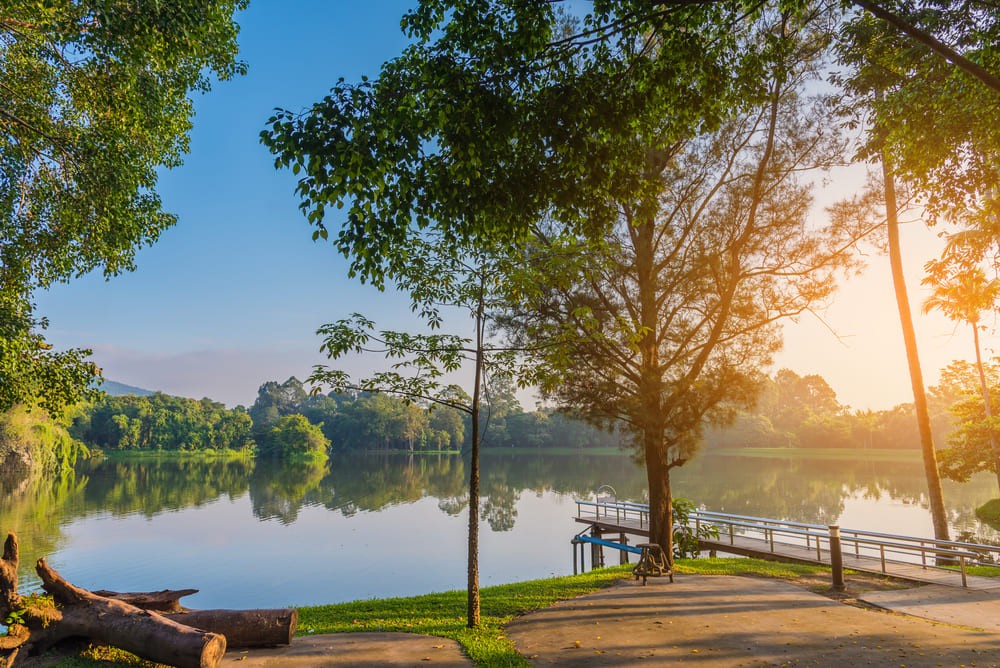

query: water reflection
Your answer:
[1,451,998,605]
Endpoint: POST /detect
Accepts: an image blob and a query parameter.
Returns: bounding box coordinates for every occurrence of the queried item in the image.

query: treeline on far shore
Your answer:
[58,359,995,460]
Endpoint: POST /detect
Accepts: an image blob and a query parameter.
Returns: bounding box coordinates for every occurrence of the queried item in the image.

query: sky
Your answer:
[34,2,985,411]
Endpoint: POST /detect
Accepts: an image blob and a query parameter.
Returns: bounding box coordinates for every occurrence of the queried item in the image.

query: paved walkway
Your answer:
[217,573,1000,666]
[505,575,1000,666]
[217,632,472,667]
[860,583,1000,632]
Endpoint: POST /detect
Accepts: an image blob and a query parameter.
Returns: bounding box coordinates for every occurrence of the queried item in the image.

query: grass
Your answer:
[20,557,882,667]
[673,557,831,578]
[98,449,254,461]
[942,564,1000,577]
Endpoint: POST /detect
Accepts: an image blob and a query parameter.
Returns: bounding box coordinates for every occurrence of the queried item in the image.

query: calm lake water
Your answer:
[2,451,997,610]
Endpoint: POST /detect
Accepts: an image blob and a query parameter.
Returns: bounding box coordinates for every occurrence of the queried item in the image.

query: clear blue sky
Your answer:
[35,2,978,410]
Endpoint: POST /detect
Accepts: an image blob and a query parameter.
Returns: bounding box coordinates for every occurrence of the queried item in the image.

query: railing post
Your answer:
[573,539,578,575]
[921,541,926,568]
[815,532,822,561]
[961,555,968,587]
[769,527,774,553]
[829,526,844,591]
[880,544,886,573]
[729,521,734,545]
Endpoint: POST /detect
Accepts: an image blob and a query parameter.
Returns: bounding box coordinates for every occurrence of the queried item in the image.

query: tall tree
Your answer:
[1,0,247,413]
[832,1,998,541]
[502,13,862,559]
[923,268,1000,489]
[881,155,950,541]
[308,237,538,628]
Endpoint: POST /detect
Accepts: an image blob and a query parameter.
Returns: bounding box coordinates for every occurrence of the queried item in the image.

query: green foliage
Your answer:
[975,498,1000,531]
[3,592,55,629]
[938,394,1000,482]
[836,1,1000,237]
[0,405,89,476]
[0,0,247,414]
[75,393,254,453]
[259,414,330,460]
[249,377,308,433]
[672,498,719,559]
[260,1,776,288]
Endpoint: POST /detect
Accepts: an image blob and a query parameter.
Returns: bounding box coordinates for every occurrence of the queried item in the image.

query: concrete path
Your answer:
[505,574,1000,666]
[218,632,472,667]
[217,574,1000,666]
[861,583,1000,632]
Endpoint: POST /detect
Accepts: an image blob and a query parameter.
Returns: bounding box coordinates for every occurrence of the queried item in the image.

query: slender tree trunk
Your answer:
[467,290,484,629]
[971,325,1000,490]
[881,153,951,543]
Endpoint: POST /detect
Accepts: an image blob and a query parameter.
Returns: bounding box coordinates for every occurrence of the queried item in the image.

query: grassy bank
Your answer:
[97,448,254,461]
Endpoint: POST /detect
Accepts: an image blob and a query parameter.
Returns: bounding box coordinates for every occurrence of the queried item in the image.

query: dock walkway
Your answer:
[573,500,1000,591]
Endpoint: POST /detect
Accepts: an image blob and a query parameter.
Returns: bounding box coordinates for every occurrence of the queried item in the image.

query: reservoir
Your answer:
[2,450,996,610]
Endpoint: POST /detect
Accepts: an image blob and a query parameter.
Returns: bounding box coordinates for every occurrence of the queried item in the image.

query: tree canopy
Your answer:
[261,0,782,286]
[1,0,247,413]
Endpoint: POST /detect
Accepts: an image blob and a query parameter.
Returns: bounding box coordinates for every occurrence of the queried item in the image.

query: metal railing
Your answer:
[575,500,1000,587]
[576,499,650,528]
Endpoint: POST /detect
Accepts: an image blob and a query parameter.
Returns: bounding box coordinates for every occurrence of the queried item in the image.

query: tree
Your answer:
[262,414,330,460]
[835,2,1000,238]
[249,377,307,433]
[260,1,779,288]
[1,0,247,413]
[832,0,1000,541]
[923,270,1000,488]
[501,13,861,560]
[308,237,538,628]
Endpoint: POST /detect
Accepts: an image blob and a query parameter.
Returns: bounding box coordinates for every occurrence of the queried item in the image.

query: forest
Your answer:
[56,359,995,463]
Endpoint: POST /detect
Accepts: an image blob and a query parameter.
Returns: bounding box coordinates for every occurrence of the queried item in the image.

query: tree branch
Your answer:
[851,0,1000,94]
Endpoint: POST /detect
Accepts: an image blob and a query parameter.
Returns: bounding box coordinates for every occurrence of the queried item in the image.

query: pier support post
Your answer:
[829,525,845,591]
[619,533,629,565]
[591,526,604,569]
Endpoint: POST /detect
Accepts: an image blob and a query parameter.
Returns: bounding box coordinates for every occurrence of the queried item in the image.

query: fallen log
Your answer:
[94,590,297,647]
[92,588,200,613]
[1,531,227,668]
[164,609,297,648]
[34,558,227,668]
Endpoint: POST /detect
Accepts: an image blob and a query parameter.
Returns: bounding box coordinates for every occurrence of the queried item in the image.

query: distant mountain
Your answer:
[100,380,156,397]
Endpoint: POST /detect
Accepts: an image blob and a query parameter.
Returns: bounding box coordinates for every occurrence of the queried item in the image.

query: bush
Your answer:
[672,497,719,559]
[261,414,330,459]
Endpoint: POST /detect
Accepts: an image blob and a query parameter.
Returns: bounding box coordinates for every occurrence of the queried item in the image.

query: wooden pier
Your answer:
[573,500,1000,591]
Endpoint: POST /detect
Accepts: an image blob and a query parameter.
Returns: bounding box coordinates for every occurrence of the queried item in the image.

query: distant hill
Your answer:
[100,380,156,397]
